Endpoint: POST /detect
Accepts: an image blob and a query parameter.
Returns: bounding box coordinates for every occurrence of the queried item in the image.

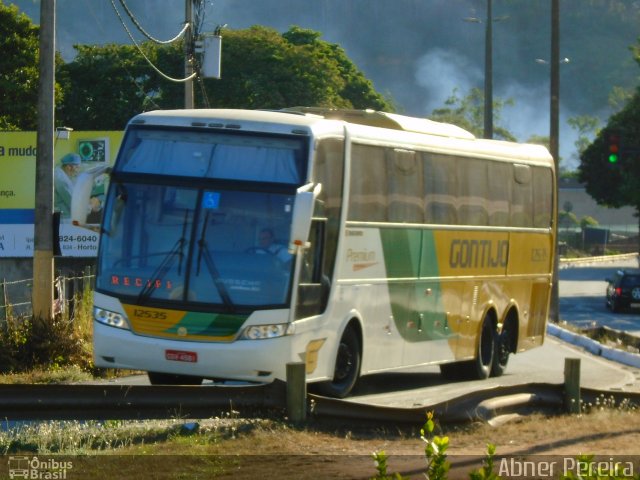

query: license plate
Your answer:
[165,350,198,363]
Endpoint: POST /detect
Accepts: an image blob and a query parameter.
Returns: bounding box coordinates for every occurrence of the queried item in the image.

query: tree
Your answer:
[0,2,44,130]
[567,114,600,168]
[56,44,158,130]
[579,91,640,207]
[429,88,515,141]
[578,67,640,244]
[56,26,394,130]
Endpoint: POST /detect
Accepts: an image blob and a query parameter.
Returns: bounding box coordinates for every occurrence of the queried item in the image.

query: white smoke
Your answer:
[415,48,581,169]
[415,48,483,113]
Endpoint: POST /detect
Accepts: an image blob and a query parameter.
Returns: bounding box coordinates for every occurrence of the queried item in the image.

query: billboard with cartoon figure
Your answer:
[0,131,123,257]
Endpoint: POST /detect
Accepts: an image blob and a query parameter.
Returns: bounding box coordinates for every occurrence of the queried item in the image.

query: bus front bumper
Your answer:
[93,322,296,383]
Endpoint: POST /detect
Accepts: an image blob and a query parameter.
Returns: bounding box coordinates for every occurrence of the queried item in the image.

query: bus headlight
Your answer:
[94,307,130,330]
[240,323,294,340]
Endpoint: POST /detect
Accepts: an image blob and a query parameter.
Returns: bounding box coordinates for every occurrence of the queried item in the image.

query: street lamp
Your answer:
[464,1,508,139]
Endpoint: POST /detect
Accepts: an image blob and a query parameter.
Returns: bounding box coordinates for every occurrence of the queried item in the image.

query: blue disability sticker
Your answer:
[202,191,221,209]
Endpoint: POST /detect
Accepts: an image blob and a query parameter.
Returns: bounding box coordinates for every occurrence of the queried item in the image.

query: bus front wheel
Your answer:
[147,372,203,386]
[313,326,361,398]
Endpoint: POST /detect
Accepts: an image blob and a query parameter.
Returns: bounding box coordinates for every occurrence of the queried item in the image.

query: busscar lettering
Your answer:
[449,239,509,269]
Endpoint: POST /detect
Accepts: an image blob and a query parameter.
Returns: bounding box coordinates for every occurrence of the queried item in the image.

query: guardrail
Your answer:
[559,252,638,267]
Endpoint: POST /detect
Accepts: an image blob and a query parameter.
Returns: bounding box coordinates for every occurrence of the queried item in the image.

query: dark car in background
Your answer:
[605,269,640,312]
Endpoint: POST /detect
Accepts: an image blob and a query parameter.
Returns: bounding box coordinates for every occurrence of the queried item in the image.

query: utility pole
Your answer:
[549,0,560,322]
[32,0,56,319]
[184,0,194,109]
[484,0,493,139]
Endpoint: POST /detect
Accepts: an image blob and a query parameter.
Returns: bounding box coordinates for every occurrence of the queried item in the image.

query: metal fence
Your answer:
[0,269,94,321]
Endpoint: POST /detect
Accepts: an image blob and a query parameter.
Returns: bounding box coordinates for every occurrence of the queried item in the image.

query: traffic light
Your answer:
[607,131,621,164]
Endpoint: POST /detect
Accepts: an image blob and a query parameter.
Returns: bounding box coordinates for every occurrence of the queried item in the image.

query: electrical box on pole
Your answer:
[202,34,222,79]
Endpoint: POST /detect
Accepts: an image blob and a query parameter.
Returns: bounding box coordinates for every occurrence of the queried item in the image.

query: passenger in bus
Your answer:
[257,228,292,264]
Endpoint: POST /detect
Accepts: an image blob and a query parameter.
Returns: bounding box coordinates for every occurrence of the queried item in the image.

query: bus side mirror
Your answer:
[289,183,321,253]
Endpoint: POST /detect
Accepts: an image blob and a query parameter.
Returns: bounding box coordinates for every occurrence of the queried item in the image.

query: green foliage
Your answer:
[371,451,408,480]
[558,210,579,230]
[0,1,42,130]
[55,25,394,129]
[579,34,640,214]
[371,412,640,480]
[0,314,92,374]
[578,89,640,212]
[56,43,158,130]
[580,215,599,229]
[469,444,500,480]
[421,411,450,480]
[429,88,515,141]
[371,412,455,480]
[568,115,600,163]
[0,280,94,375]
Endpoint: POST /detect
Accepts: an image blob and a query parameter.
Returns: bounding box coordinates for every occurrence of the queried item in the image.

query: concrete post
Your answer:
[286,362,306,423]
[564,358,581,414]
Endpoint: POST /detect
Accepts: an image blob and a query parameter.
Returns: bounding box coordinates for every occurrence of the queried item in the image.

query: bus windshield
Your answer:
[96,182,296,310]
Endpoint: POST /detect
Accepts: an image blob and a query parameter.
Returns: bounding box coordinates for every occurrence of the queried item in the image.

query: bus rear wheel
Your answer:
[472,315,496,380]
[491,323,513,377]
[313,326,361,398]
[147,372,203,386]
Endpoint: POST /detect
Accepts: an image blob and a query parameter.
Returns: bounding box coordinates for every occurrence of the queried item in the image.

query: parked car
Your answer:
[605,269,640,312]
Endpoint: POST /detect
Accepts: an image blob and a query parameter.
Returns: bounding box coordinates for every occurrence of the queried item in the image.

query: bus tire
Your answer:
[439,361,467,380]
[491,323,513,377]
[472,315,496,380]
[147,372,203,386]
[314,326,361,398]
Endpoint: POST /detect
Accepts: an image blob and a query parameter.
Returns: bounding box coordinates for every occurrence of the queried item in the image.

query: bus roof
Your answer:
[129,108,474,139]
[282,106,476,139]
[129,108,553,166]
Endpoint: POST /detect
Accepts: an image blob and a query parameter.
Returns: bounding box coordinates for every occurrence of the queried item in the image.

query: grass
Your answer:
[2,282,640,478]
[2,407,640,478]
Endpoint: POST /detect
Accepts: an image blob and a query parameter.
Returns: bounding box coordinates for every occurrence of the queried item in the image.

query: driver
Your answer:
[258,228,292,264]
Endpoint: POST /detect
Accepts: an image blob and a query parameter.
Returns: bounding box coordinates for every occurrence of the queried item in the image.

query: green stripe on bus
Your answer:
[165,311,248,337]
[380,228,451,342]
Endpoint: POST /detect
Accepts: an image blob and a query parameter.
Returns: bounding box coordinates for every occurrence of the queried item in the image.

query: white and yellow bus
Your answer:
[90,108,555,397]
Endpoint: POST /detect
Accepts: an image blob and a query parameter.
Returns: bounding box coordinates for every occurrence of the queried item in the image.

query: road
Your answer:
[559,256,640,335]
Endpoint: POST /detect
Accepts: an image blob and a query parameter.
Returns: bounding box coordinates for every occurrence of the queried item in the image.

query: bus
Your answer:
[88,107,556,398]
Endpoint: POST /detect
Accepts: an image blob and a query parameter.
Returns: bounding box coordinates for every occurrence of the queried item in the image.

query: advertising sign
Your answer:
[0,131,124,257]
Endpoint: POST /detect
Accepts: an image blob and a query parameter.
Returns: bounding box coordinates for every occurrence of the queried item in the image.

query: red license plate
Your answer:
[165,350,198,363]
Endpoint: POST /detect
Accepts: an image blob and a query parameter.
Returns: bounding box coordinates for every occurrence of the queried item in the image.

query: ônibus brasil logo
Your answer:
[8,456,73,479]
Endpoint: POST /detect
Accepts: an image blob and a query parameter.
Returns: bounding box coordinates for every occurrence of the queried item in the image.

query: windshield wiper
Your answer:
[195,210,235,311]
[136,209,189,304]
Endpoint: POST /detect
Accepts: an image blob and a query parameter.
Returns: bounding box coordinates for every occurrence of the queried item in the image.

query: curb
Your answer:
[547,323,640,369]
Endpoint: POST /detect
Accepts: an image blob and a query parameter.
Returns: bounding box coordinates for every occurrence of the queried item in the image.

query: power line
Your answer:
[81,0,159,109]
[117,0,189,45]
[109,0,196,83]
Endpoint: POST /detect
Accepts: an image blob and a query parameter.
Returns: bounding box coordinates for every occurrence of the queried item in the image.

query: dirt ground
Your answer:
[147,407,640,479]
